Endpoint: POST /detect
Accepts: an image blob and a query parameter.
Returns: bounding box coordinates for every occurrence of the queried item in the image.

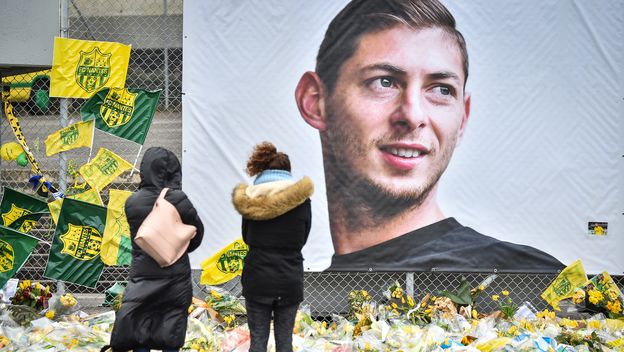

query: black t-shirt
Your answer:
[326,218,564,273]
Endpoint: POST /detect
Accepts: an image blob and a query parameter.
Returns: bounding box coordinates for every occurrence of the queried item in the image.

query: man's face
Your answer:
[322,25,470,205]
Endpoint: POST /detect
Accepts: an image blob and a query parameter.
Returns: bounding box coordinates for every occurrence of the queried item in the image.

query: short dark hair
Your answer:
[246,141,291,176]
[316,0,469,94]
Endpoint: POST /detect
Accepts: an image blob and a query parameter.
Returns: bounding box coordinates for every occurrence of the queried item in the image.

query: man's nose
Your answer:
[389,88,427,132]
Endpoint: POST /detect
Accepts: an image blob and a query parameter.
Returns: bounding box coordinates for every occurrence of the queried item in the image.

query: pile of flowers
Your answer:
[0,275,623,351]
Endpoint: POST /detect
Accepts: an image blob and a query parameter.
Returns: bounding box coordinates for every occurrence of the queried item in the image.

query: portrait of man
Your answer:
[295,0,564,272]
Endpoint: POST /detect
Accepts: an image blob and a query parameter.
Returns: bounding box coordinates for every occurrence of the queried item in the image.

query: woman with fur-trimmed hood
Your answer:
[232,142,313,352]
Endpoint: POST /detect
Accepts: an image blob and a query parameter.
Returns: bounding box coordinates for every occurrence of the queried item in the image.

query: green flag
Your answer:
[80,87,161,144]
[44,198,106,288]
[1,187,49,233]
[0,225,40,288]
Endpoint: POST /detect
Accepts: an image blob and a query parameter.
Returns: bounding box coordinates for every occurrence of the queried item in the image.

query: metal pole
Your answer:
[163,0,170,109]
[56,0,70,295]
[406,272,414,299]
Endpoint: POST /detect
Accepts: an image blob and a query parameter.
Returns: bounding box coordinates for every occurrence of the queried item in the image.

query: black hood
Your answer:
[139,147,182,190]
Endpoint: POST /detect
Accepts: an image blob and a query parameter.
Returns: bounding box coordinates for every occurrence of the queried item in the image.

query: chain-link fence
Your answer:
[194,271,624,320]
[1,0,182,293]
[1,0,623,321]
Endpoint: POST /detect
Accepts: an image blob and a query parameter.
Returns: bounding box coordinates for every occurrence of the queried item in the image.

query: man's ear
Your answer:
[295,71,327,131]
[458,92,471,140]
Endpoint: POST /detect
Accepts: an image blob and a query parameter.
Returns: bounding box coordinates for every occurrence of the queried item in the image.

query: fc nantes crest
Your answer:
[2,204,31,227]
[100,88,137,127]
[76,47,111,93]
[216,242,248,274]
[60,224,103,260]
[96,150,120,176]
[0,239,15,272]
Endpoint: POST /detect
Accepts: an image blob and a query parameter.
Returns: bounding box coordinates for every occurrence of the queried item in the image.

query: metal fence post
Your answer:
[406,272,414,299]
[163,0,170,109]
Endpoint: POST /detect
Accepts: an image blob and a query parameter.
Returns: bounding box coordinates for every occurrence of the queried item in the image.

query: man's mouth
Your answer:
[387,147,422,158]
[379,144,429,171]
[380,144,429,158]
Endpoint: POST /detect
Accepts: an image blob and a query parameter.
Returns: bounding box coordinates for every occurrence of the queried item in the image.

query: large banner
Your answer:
[183,0,623,273]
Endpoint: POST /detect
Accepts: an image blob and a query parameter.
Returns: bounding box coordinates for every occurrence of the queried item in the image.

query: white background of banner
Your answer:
[182,0,623,274]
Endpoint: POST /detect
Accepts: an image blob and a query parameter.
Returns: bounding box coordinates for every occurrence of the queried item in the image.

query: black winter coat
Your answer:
[232,177,313,306]
[110,147,204,351]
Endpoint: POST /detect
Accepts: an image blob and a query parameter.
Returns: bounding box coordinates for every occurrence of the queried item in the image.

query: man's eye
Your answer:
[380,77,393,88]
[432,85,454,97]
[434,86,452,95]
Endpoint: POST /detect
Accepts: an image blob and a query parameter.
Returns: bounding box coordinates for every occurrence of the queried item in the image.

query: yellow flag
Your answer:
[79,148,133,191]
[45,120,94,156]
[48,188,103,224]
[50,37,131,98]
[101,189,133,266]
[541,259,587,310]
[200,238,249,285]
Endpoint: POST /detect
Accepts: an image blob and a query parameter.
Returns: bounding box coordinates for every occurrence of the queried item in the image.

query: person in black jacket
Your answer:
[108,147,204,352]
[232,141,313,352]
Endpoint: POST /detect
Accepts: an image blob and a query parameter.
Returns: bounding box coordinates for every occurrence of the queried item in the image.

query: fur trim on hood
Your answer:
[232,176,314,220]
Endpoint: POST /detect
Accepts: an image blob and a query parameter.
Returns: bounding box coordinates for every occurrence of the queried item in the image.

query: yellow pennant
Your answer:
[45,120,94,156]
[541,259,587,310]
[200,238,249,285]
[79,148,133,192]
[101,189,132,266]
[50,37,131,98]
[48,188,103,225]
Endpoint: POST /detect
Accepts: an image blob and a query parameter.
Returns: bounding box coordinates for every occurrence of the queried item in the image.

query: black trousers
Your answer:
[245,299,299,352]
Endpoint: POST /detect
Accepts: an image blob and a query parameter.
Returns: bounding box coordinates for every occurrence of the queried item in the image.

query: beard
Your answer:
[322,101,457,233]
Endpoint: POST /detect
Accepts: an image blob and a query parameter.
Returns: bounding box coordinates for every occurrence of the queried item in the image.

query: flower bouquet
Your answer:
[346,289,373,322]
[8,280,52,326]
[572,272,623,319]
[204,286,246,316]
[43,293,80,320]
[10,280,52,311]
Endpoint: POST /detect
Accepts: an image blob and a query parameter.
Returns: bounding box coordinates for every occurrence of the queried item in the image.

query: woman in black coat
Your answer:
[109,147,204,352]
[232,142,313,352]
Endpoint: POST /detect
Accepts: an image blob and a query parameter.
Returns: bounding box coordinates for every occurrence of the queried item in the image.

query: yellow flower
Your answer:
[606,300,622,314]
[507,325,518,335]
[606,289,619,301]
[537,309,556,320]
[492,295,499,301]
[407,296,414,307]
[587,320,601,329]
[478,285,485,291]
[66,338,79,349]
[472,309,478,319]
[391,302,398,309]
[572,290,585,304]
[45,310,56,319]
[209,290,222,300]
[559,318,578,328]
[502,290,509,296]
[588,289,604,305]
